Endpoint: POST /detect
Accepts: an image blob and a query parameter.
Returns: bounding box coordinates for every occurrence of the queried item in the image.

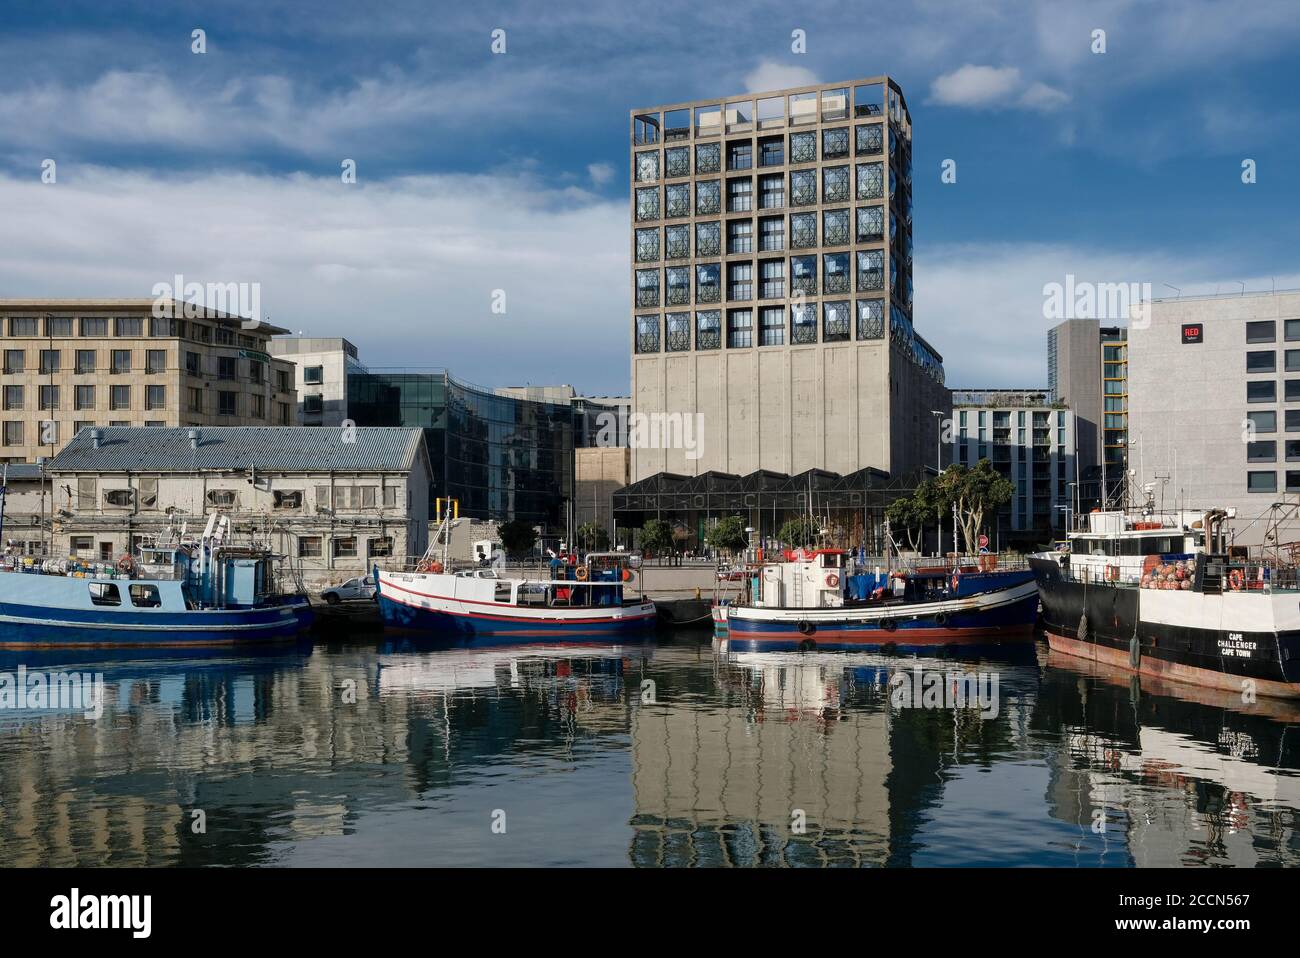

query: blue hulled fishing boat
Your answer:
[0,514,313,648]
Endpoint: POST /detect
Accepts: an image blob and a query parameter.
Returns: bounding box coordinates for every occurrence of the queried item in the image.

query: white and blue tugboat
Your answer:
[0,514,313,648]
[718,548,1039,653]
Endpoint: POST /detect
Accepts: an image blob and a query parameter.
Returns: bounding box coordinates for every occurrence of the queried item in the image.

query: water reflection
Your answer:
[0,634,1295,867]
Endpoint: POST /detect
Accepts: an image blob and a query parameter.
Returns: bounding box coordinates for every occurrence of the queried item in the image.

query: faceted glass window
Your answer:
[822,165,850,202]
[635,151,659,183]
[635,269,660,307]
[664,146,690,178]
[695,221,721,256]
[857,298,885,339]
[696,263,721,303]
[790,212,817,249]
[791,304,818,344]
[695,142,721,174]
[823,208,850,245]
[696,180,721,215]
[857,250,884,290]
[823,301,851,342]
[823,252,851,294]
[790,131,817,163]
[856,124,883,155]
[635,228,660,263]
[665,183,690,218]
[665,313,691,351]
[665,267,691,306]
[665,225,690,258]
[856,162,884,200]
[635,187,659,221]
[790,169,817,206]
[822,127,849,159]
[791,255,818,296]
[856,206,884,242]
[635,316,660,353]
[695,310,722,349]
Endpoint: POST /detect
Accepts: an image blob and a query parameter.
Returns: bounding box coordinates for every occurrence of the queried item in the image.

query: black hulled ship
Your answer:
[1030,507,1300,699]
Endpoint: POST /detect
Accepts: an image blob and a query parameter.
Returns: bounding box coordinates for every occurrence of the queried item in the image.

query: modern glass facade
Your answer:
[348,372,575,525]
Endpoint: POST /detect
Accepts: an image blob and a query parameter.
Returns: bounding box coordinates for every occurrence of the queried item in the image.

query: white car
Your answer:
[321,576,377,605]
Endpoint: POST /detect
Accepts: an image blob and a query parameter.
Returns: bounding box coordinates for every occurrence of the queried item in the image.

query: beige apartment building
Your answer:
[628,77,948,483]
[0,299,298,463]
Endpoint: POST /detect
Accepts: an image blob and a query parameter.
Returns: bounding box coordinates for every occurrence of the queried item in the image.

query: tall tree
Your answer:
[776,515,820,549]
[576,521,609,552]
[706,515,749,554]
[936,460,1013,552]
[640,518,674,557]
[498,519,538,558]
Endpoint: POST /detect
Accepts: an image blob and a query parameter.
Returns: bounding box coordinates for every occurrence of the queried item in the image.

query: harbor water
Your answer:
[0,631,1297,867]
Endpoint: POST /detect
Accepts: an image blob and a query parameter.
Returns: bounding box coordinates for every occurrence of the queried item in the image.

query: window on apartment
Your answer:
[143,349,165,374]
[726,309,753,348]
[298,536,323,558]
[856,123,883,155]
[634,316,660,354]
[70,535,93,555]
[695,180,721,215]
[822,166,850,202]
[104,489,134,507]
[1248,410,1277,433]
[2,421,22,446]
[726,141,751,170]
[332,537,358,559]
[111,349,131,374]
[789,131,816,163]
[790,212,817,249]
[695,141,721,174]
[277,401,291,425]
[727,262,753,301]
[664,146,690,178]
[758,173,784,210]
[276,369,292,392]
[856,162,884,200]
[115,317,144,337]
[207,489,238,507]
[303,365,324,385]
[39,349,60,374]
[857,250,884,290]
[665,267,690,306]
[635,269,660,307]
[790,169,817,206]
[823,301,851,342]
[75,349,96,374]
[215,327,235,345]
[273,490,303,509]
[857,298,885,339]
[856,206,884,242]
[1248,380,1276,403]
[2,386,21,410]
[1246,321,1276,343]
[218,356,237,380]
[139,477,158,508]
[75,385,94,410]
[726,219,753,254]
[303,394,323,414]
[695,263,721,304]
[39,385,59,410]
[635,227,660,263]
[1248,440,1277,462]
[758,216,785,252]
[45,316,73,336]
[79,317,109,337]
[4,350,24,374]
[1247,350,1277,372]
[9,317,38,336]
[1287,380,1300,402]
[635,150,659,182]
[823,209,850,246]
[664,225,690,259]
[726,177,753,213]
[824,252,851,294]
[218,391,237,416]
[635,187,659,221]
[791,304,818,344]
[188,387,203,413]
[695,311,721,350]
[758,136,784,167]
[665,313,691,352]
[791,255,817,295]
[822,127,849,159]
[110,385,130,409]
[368,537,394,558]
[759,307,784,346]
[759,259,785,299]
[693,222,721,258]
[1248,471,1277,493]
[249,360,264,384]
[146,385,165,410]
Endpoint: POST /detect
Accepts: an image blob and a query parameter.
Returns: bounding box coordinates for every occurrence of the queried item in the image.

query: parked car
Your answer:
[320,576,377,605]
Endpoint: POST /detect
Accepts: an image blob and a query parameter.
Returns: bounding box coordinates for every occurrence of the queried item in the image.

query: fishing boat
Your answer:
[375,525,656,640]
[720,547,1039,652]
[0,514,313,647]
[1030,506,1300,698]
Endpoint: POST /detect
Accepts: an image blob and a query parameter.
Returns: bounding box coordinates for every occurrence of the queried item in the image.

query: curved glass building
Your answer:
[348,371,575,525]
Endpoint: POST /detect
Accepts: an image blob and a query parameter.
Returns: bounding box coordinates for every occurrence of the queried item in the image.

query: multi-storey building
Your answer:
[0,300,297,463]
[45,426,431,586]
[1047,319,1127,506]
[951,389,1076,539]
[1128,289,1300,544]
[628,77,947,484]
[269,336,366,426]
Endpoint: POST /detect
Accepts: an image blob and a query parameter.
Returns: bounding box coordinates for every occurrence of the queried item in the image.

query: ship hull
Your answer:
[725,573,1039,653]
[0,602,304,648]
[1030,555,1300,698]
[376,571,657,641]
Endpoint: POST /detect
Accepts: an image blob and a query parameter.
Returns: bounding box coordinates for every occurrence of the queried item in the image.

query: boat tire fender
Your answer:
[935,611,950,628]
[1129,634,1141,669]
[879,617,897,633]
[797,620,815,636]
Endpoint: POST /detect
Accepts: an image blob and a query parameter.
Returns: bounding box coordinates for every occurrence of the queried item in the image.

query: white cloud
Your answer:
[1018,81,1070,112]
[928,65,1022,108]
[587,162,614,186]
[741,61,818,94]
[0,168,632,393]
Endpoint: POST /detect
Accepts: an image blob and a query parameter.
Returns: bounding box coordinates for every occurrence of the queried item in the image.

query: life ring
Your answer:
[879,617,897,633]
[1228,569,1244,591]
[824,572,840,588]
[574,566,589,581]
[116,554,136,575]
[797,620,815,636]
[415,559,443,574]
[622,568,633,582]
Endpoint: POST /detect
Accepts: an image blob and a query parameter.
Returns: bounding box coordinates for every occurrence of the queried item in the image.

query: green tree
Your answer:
[776,515,820,549]
[640,518,674,558]
[936,460,1014,553]
[706,515,749,554]
[576,521,609,552]
[498,519,538,558]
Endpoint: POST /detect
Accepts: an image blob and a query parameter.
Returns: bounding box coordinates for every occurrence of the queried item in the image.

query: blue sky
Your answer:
[1,0,1298,392]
